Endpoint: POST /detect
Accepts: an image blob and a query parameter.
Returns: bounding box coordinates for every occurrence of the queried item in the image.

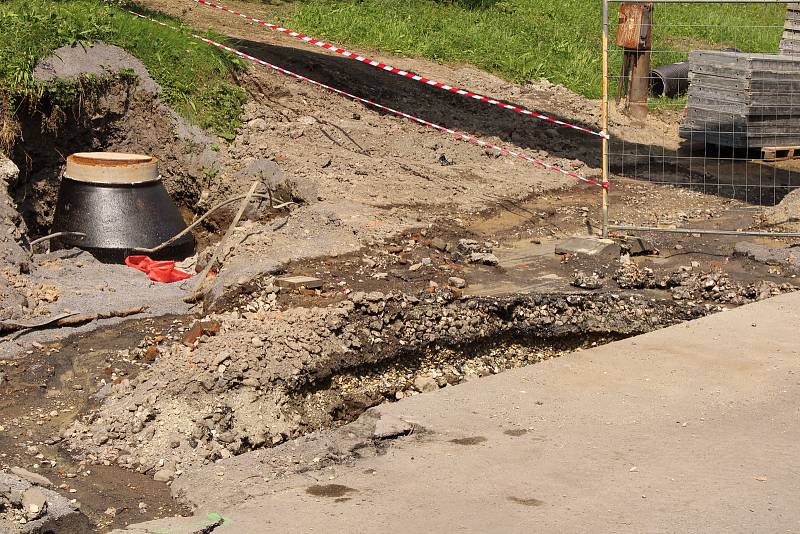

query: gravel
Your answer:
[0,472,90,533]
[613,262,795,304]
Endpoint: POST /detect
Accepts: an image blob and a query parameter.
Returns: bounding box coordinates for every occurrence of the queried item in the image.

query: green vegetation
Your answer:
[0,0,247,144]
[281,0,786,98]
[0,0,787,148]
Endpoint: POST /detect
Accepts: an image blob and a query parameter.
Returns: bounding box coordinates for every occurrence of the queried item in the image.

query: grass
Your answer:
[277,0,787,99]
[0,0,248,143]
[0,0,787,147]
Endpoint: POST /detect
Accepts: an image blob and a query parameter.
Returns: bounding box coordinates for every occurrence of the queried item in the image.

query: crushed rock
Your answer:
[613,262,795,303]
[571,271,604,290]
[0,471,91,533]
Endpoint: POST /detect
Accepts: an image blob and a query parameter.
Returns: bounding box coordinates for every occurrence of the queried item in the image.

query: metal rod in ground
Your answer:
[609,225,800,238]
[133,194,292,255]
[28,231,87,252]
[192,180,260,296]
[601,0,610,239]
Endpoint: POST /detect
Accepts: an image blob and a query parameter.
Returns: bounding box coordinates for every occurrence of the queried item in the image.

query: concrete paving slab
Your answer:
[554,236,619,256]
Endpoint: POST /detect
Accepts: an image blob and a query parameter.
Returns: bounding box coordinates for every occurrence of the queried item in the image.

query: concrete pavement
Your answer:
[117,292,800,534]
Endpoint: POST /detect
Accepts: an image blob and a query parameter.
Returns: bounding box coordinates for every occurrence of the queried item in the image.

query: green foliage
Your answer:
[0,0,247,141]
[284,0,786,98]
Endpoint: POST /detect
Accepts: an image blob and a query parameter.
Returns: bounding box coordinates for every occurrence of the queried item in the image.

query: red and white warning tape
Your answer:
[127,10,603,188]
[192,0,609,140]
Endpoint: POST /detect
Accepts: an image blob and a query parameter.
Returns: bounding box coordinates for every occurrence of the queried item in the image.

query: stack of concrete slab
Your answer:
[780,3,800,56]
[679,50,800,150]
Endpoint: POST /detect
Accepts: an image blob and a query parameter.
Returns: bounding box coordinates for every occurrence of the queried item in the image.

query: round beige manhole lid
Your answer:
[65,152,160,184]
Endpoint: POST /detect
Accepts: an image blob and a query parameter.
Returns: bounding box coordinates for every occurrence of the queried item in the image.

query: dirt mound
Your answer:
[34,43,162,94]
[761,187,800,231]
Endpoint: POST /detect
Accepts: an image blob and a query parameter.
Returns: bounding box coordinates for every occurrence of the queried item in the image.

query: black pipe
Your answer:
[650,48,740,99]
[51,177,195,263]
[649,61,690,98]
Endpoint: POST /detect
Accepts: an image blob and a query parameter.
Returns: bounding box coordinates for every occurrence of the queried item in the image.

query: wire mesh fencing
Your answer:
[602,0,800,235]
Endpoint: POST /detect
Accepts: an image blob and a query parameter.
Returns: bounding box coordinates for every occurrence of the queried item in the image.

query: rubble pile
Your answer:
[761,188,800,231]
[614,262,795,303]
[65,291,707,475]
[0,471,90,533]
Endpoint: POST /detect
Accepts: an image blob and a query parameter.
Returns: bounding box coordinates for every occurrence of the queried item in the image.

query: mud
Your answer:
[0,249,194,360]
[0,316,192,532]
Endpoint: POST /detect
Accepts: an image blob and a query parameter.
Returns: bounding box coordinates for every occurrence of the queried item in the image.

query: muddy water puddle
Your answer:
[0,316,193,532]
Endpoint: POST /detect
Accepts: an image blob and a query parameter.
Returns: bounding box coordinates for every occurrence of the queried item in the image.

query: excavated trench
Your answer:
[283,331,625,437]
[5,225,794,532]
[4,292,682,532]
[62,289,713,480]
[229,292,709,449]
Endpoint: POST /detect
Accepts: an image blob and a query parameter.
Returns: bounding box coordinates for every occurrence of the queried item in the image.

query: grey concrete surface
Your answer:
[118,292,800,534]
[1,249,194,359]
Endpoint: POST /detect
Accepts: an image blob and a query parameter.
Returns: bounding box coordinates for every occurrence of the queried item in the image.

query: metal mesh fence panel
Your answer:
[603,0,800,233]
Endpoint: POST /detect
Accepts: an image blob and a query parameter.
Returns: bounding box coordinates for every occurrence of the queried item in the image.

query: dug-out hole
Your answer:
[276,331,627,442]
[6,80,298,255]
[8,80,210,243]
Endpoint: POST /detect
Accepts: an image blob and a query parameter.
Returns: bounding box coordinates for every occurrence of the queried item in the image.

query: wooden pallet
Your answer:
[758,145,800,162]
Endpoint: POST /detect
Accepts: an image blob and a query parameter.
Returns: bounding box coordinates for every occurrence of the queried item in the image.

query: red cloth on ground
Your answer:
[125,255,193,283]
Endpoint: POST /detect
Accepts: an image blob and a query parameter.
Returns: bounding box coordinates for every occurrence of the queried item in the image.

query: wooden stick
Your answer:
[192,180,260,297]
[55,306,147,327]
[1,307,147,337]
[1,313,77,335]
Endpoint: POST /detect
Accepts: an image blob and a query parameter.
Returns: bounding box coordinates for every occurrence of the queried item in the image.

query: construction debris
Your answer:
[0,471,91,533]
[681,50,800,148]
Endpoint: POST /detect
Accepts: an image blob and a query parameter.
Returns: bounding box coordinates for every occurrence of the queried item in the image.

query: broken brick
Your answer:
[181,320,222,347]
[142,346,160,363]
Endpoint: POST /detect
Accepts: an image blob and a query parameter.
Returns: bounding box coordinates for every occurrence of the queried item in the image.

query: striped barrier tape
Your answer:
[192,0,609,140]
[127,10,604,188]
